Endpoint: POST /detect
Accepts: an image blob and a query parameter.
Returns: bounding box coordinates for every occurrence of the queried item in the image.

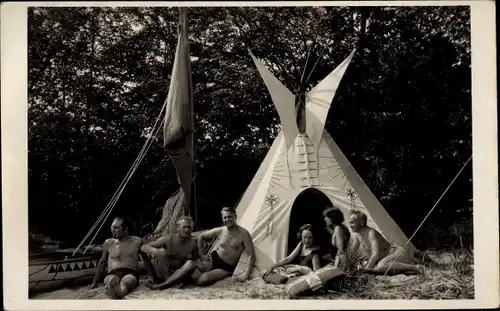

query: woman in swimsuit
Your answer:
[323,207,351,270]
[263,224,322,278]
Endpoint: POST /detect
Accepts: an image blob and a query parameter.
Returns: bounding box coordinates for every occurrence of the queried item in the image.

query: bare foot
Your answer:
[146,281,160,290]
[171,283,183,289]
[418,264,426,276]
[104,278,123,299]
[104,285,119,299]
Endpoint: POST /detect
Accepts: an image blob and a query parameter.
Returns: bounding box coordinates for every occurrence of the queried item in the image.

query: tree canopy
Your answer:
[28,6,472,250]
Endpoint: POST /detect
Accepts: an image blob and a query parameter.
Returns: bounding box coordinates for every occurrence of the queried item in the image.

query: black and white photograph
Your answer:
[1,1,498,309]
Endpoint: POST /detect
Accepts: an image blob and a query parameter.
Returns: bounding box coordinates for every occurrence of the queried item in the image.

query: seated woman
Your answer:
[348,210,424,275]
[323,207,351,270]
[263,224,322,278]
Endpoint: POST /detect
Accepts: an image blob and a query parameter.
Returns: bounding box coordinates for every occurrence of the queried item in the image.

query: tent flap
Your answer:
[305,49,356,149]
[248,49,299,149]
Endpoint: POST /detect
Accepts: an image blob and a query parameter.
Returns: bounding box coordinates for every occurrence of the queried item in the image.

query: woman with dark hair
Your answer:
[262,224,322,278]
[323,207,351,269]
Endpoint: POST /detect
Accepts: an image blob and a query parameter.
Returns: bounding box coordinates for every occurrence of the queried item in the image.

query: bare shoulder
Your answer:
[238,225,251,237]
[166,233,175,242]
[190,236,198,246]
[103,238,113,247]
[367,227,382,239]
[334,225,346,234]
[131,236,143,245]
[199,226,224,240]
[208,226,225,235]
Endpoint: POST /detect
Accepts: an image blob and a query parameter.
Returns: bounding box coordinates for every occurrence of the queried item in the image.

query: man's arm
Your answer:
[138,239,161,283]
[91,240,109,288]
[241,229,255,280]
[140,236,167,257]
[197,227,223,256]
[365,229,381,269]
[149,236,168,248]
[189,239,200,261]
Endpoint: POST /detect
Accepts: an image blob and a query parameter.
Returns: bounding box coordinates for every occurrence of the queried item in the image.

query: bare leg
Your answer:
[141,255,164,284]
[195,269,232,286]
[114,274,138,299]
[157,260,196,290]
[367,250,423,276]
[373,262,423,275]
[153,257,172,283]
[103,275,120,299]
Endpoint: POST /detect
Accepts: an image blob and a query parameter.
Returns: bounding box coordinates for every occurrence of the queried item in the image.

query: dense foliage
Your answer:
[28,6,472,250]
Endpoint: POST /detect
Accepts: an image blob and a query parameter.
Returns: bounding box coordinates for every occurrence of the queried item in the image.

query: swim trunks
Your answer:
[194,251,236,273]
[108,267,140,281]
[210,251,236,272]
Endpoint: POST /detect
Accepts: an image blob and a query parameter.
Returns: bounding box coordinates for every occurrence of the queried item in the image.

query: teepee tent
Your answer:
[232,49,416,278]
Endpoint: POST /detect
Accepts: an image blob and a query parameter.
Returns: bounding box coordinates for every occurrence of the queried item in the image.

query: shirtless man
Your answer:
[348,210,423,275]
[90,217,152,299]
[140,216,199,290]
[191,207,255,286]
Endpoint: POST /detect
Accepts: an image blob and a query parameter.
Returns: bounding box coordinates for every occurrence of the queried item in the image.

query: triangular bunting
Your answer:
[57,265,64,272]
[89,261,95,269]
[65,264,72,272]
[73,263,80,271]
[81,262,88,270]
[48,265,56,273]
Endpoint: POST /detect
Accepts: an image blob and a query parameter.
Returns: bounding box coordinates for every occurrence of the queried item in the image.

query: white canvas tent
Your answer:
[232,49,416,278]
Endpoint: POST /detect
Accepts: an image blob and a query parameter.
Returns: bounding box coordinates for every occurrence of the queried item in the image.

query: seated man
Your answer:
[348,210,424,275]
[191,206,255,286]
[140,216,199,290]
[90,216,152,299]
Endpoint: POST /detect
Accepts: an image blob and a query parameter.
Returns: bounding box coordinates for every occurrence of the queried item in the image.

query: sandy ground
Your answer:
[30,252,473,300]
[32,276,290,300]
[30,272,434,300]
[30,270,471,300]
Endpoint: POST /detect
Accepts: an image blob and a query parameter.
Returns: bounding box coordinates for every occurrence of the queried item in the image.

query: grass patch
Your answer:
[302,248,474,300]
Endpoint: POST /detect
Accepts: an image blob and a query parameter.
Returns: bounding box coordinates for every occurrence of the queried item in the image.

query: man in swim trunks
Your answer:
[90,216,152,299]
[140,215,199,290]
[348,210,423,275]
[191,206,255,286]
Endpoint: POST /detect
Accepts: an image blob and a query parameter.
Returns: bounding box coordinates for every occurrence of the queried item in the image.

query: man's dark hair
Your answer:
[114,216,132,231]
[323,207,345,225]
[221,206,236,214]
